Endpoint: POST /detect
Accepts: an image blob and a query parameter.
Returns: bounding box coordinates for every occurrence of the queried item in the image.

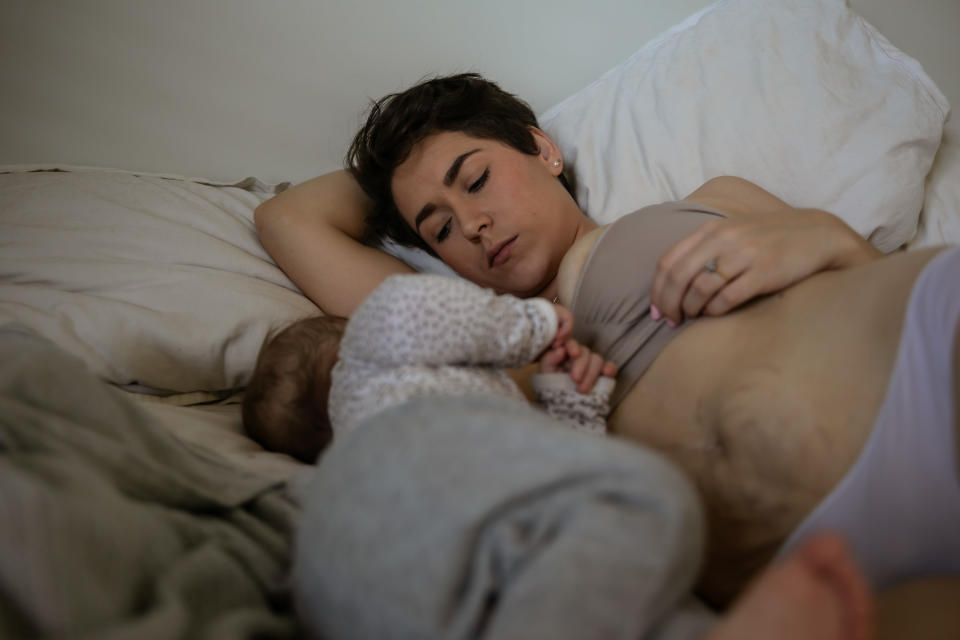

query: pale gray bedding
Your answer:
[0,324,719,640]
[294,395,717,640]
[0,326,300,639]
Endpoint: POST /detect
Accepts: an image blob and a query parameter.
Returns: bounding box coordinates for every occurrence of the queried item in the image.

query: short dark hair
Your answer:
[242,315,346,463]
[346,73,569,256]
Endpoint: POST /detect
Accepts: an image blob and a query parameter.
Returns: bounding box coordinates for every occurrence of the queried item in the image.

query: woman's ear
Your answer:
[529,126,563,176]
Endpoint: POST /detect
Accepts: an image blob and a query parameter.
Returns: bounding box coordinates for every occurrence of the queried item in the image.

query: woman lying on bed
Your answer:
[255,74,959,620]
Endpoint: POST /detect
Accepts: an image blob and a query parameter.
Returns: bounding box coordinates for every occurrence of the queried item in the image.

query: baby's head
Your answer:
[243,315,347,463]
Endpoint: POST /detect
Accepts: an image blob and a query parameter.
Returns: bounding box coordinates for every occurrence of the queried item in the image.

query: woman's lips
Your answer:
[488,236,517,268]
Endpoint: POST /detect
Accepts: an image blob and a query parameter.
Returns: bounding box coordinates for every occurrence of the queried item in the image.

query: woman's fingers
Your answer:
[702,268,764,316]
[651,223,711,321]
[652,214,806,323]
[679,263,742,319]
[652,219,736,323]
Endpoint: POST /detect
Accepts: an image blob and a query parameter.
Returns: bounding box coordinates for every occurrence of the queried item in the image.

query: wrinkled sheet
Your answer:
[0,168,317,394]
[0,326,301,639]
[294,395,717,640]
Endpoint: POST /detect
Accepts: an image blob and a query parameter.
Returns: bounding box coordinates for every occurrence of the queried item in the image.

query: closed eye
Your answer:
[436,219,452,242]
[468,169,489,194]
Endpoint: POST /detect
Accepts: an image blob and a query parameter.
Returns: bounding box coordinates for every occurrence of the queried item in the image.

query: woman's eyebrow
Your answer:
[415,148,483,231]
[443,149,482,186]
[414,203,437,232]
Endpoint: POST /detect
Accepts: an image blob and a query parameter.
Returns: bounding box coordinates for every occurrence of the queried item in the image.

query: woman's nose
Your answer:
[460,209,492,239]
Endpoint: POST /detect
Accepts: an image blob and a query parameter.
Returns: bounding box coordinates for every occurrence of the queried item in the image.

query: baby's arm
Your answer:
[341,274,557,368]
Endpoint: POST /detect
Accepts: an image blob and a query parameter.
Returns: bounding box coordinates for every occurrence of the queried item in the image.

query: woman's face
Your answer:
[391,129,592,299]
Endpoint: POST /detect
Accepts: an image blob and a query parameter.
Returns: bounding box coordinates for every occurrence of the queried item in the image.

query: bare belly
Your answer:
[609,247,946,607]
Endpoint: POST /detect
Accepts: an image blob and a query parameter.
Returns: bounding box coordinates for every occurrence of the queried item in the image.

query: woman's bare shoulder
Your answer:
[556,225,610,307]
[684,176,791,216]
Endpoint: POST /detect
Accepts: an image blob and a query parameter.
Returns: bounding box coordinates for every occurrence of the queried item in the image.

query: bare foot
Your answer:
[705,533,874,640]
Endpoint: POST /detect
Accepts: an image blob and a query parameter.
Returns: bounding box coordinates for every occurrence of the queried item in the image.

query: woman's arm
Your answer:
[254,170,414,317]
[651,176,883,324]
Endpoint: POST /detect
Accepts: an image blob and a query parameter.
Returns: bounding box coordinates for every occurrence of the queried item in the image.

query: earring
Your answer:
[553,160,561,168]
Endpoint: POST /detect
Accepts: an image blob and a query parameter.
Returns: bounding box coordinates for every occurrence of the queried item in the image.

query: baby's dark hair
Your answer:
[346,72,571,256]
[242,315,347,463]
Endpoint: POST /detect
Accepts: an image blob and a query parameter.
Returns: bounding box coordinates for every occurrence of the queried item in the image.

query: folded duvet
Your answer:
[294,395,716,640]
[0,326,300,639]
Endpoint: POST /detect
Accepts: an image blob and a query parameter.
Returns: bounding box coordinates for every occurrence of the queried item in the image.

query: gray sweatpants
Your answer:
[293,395,717,640]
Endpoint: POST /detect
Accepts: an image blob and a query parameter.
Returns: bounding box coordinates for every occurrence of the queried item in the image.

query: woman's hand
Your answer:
[650,177,883,325]
[539,338,618,394]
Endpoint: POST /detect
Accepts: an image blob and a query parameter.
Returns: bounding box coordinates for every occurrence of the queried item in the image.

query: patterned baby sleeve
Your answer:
[342,273,557,367]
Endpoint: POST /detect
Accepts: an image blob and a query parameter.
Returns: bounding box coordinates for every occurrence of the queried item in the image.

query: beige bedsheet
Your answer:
[127,395,307,482]
[1,325,300,638]
[0,167,318,395]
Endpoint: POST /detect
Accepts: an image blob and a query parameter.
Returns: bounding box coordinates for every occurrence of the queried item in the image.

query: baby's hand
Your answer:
[538,343,569,374]
[539,338,618,394]
[551,303,574,348]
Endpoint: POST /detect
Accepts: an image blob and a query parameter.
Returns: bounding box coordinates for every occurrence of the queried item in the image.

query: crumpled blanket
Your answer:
[0,326,300,639]
[294,395,717,640]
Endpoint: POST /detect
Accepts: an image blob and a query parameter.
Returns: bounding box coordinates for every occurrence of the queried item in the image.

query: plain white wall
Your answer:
[1,0,712,182]
[1,0,957,184]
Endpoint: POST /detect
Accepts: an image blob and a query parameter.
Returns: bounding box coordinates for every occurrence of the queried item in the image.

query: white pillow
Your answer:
[539,0,949,252]
[908,118,960,249]
[0,167,319,394]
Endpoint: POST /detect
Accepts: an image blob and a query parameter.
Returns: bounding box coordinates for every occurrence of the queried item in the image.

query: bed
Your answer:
[2,0,958,637]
